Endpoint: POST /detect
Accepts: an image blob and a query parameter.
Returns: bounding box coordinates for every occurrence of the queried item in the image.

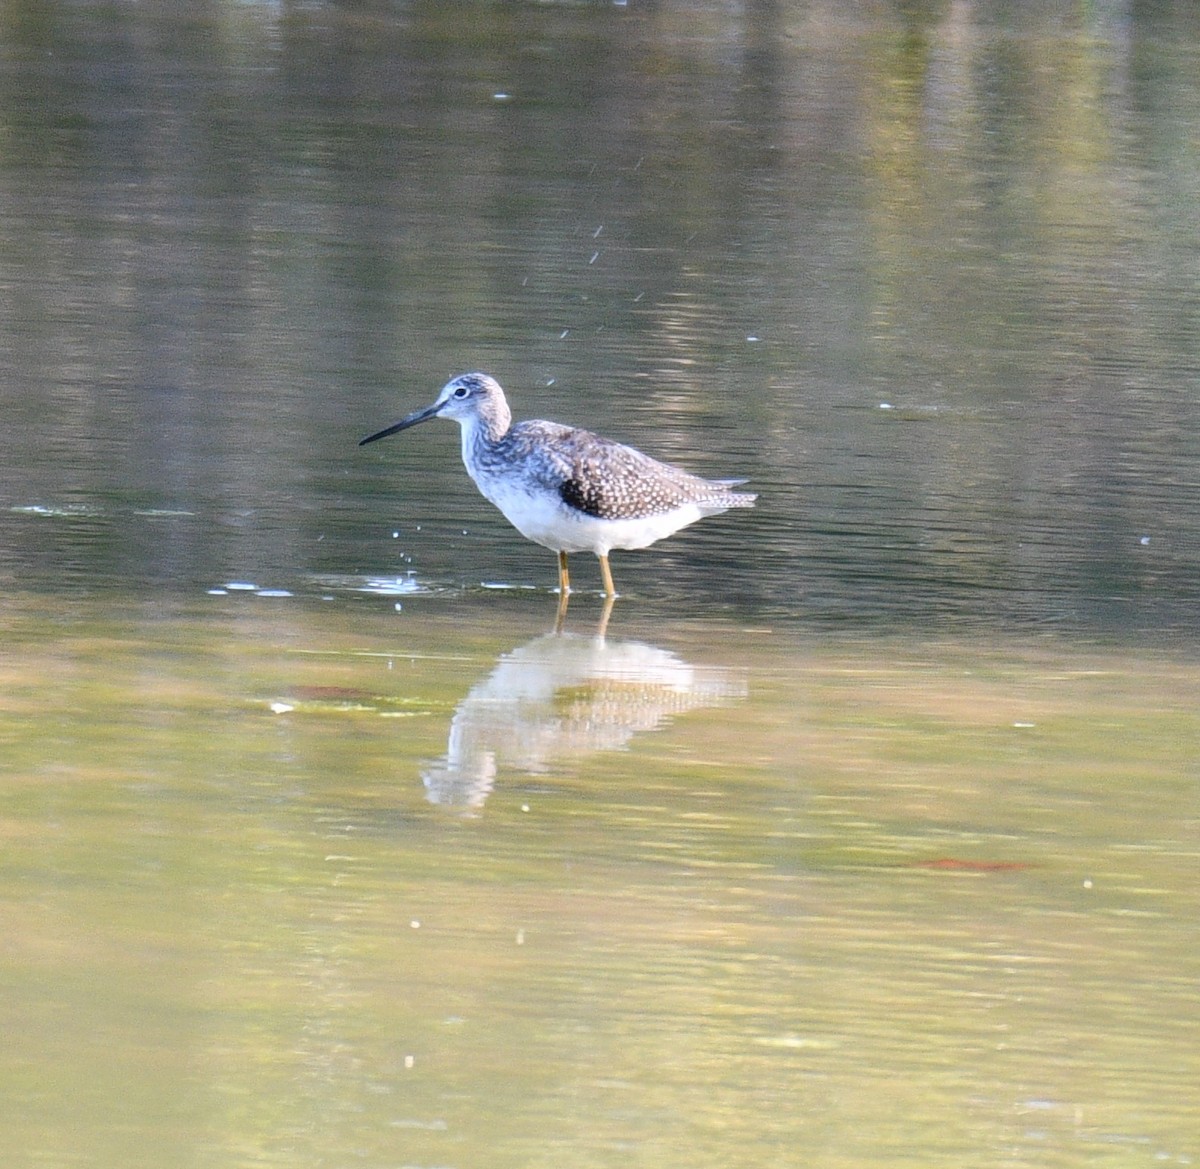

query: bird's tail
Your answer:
[714,478,756,507]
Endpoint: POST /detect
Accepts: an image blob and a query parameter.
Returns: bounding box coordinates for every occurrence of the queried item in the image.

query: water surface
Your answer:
[1,2,1198,1166]
[3,592,1198,1167]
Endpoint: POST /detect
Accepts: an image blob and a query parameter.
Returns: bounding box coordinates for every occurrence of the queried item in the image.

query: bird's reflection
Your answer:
[421,609,748,810]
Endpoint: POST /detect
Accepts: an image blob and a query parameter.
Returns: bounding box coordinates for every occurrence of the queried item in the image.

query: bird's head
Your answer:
[359,372,509,445]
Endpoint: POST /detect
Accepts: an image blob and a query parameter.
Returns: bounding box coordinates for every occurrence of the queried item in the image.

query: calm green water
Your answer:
[1,1,1199,1165]
[3,593,1198,1167]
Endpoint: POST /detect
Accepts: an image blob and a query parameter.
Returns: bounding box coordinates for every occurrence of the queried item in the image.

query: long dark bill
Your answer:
[358,401,442,446]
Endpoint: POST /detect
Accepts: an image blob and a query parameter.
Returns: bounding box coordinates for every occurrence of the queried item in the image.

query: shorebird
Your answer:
[359,372,755,598]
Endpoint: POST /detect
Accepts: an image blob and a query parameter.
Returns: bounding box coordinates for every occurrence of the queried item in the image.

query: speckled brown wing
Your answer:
[533,425,748,521]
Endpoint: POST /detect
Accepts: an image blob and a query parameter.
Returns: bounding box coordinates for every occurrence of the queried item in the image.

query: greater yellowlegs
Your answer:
[359,372,756,598]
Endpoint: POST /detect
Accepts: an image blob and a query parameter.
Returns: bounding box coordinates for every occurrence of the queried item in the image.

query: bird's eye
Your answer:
[453,385,470,399]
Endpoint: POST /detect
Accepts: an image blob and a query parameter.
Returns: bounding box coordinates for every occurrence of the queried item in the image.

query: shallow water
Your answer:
[1,1,1199,1166]
[3,592,1198,1167]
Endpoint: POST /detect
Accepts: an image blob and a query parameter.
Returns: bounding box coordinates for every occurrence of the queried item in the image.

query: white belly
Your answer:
[472,472,706,555]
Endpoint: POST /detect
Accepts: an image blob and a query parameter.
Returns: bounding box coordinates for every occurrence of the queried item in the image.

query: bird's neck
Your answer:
[459,400,512,468]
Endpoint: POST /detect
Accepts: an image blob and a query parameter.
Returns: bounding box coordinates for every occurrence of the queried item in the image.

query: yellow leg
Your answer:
[598,553,617,599]
[557,550,571,595]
